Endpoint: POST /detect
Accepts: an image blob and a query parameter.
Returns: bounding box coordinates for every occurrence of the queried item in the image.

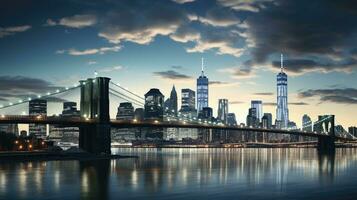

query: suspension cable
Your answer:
[110,82,144,100]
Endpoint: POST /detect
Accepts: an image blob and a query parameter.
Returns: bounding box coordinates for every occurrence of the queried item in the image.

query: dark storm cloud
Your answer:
[153,70,192,80]
[0,76,63,101]
[244,0,357,63]
[298,88,357,104]
[271,58,357,74]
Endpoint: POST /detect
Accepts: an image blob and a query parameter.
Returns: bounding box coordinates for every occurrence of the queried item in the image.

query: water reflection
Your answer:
[0,148,357,199]
[80,160,110,200]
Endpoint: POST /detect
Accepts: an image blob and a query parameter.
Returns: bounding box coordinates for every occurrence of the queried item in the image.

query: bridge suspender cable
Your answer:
[109,92,144,107]
[109,90,144,107]
[110,82,145,100]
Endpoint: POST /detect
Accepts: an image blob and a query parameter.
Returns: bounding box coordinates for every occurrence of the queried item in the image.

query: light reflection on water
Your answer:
[0,148,357,199]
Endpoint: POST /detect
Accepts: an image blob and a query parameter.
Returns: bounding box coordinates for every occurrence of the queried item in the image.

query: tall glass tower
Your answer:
[197,58,209,113]
[276,54,289,129]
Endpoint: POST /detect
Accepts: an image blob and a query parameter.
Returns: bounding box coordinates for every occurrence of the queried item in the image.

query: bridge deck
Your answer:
[0,116,353,141]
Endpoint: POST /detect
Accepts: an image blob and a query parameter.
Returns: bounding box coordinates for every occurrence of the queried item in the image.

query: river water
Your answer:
[0,148,357,200]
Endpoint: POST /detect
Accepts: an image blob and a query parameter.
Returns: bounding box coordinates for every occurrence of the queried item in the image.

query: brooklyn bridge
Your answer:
[0,77,355,154]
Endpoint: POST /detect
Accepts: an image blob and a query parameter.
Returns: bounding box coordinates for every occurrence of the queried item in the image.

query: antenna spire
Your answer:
[201,57,204,76]
[280,53,284,72]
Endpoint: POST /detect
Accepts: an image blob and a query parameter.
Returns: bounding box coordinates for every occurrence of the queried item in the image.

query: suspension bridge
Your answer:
[0,76,355,154]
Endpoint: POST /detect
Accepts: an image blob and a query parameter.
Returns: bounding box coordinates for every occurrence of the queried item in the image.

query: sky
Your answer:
[0,0,357,130]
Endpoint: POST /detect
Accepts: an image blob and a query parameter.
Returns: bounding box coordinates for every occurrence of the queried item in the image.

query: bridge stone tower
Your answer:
[79,77,111,154]
[314,115,335,153]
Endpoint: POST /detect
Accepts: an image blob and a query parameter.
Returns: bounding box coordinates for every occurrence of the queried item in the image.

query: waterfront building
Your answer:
[251,100,263,123]
[144,89,164,140]
[144,88,164,121]
[198,106,213,142]
[348,127,357,137]
[169,85,178,116]
[29,99,47,139]
[0,124,18,135]
[276,54,289,129]
[112,102,136,142]
[134,108,144,121]
[197,58,209,113]
[116,102,134,120]
[62,102,80,116]
[49,102,80,144]
[179,88,196,118]
[246,108,258,128]
[262,113,272,128]
[218,99,229,124]
[302,114,313,132]
[227,113,237,126]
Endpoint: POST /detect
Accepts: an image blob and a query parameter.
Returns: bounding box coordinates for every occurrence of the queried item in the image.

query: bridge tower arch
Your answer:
[314,115,335,153]
[79,77,111,154]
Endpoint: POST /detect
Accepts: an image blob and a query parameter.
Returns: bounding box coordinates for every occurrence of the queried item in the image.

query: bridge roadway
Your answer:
[0,115,354,141]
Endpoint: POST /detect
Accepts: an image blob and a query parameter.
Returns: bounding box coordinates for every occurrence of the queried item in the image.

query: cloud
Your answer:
[172,0,195,4]
[88,61,97,65]
[271,58,357,75]
[46,14,97,28]
[263,102,309,106]
[153,70,192,80]
[56,45,121,56]
[184,28,245,57]
[0,25,31,38]
[263,102,277,106]
[209,81,239,87]
[218,66,256,79]
[229,101,245,104]
[218,0,274,12]
[0,76,63,102]
[171,65,184,70]
[289,102,309,105]
[298,88,357,104]
[97,65,123,73]
[98,1,187,44]
[253,92,273,96]
[193,7,240,27]
[241,0,357,64]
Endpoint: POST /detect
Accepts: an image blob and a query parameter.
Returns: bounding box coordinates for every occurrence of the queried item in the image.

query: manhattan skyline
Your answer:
[0,0,357,128]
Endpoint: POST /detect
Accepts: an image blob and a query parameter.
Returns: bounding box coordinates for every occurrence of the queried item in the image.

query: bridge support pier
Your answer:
[317,136,335,153]
[78,77,111,155]
[79,124,111,154]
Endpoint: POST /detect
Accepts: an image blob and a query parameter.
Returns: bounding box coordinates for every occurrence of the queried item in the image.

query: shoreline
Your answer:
[0,151,138,162]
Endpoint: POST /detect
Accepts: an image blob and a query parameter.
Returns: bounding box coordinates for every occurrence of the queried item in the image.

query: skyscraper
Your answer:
[49,101,80,144]
[113,102,135,142]
[62,102,80,116]
[179,88,196,117]
[227,113,237,126]
[246,108,258,128]
[116,102,134,120]
[144,88,164,121]
[164,85,178,116]
[169,85,178,116]
[197,58,209,113]
[218,99,228,124]
[29,99,47,139]
[262,113,272,129]
[251,100,263,122]
[302,114,313,132]
[276,54,289,129]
